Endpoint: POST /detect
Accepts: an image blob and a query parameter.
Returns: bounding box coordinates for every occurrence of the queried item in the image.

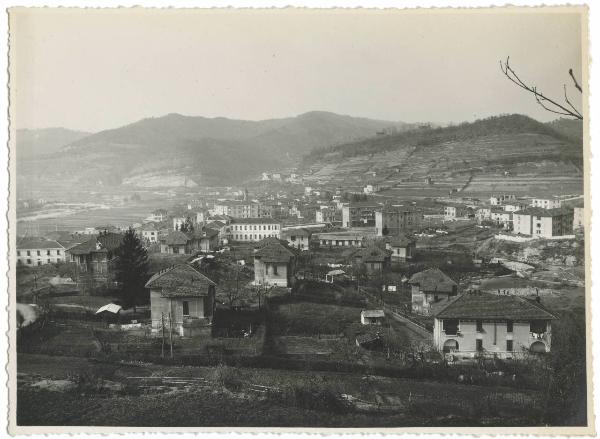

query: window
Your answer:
[37,261,41,266]
[26,259,31,265]
[182,301,190,317]
[47,250,51,255]
[476,320,483,332]
[506,340,513,351]
[290,235,296,241]
[530,320,547,333]
[27,251,30,256]
[476,339,483,351]
[37,250,41,256]
[57,250,61,255]
[47,259,50,263]
[506,320,513,333]
[17,251,20,257]
[442,319,459,335]
[273,264,278,275]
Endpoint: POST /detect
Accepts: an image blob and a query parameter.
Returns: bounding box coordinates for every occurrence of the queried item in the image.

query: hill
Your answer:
[15,128,91,159]
[16,111,407,192]
[302,114,584,198]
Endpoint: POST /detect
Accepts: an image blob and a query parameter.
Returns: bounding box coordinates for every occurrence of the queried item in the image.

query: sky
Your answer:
[10,7,585,133]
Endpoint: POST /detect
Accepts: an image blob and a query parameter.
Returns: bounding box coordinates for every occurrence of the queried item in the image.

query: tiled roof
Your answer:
[230,218,281,225]
[362,309,385,318]
[515,207,573,217]
[385,233,415,247]
[189,228,219,240]
[17,238,64,250]
[254,241,296,263]
[163,230,190,246]
[408,268,457,293]
[68,234,123,255]
[433,293,557,320]
[145,264,216,297]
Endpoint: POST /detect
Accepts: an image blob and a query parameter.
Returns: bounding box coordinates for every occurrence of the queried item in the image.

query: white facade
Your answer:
[531,198,562,209]
[230,221,281,242]
[17,244,66,266]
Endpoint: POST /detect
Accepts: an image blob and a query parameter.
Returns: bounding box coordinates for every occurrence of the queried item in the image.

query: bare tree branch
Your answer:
[500,57,583,120]
[564,84,583,119]
[569,68,583,93]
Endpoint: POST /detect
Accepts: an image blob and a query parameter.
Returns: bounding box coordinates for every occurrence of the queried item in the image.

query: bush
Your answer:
[211,363,244,392]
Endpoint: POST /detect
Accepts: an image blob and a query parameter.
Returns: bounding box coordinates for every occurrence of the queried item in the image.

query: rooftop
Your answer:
[361,309,385,318]
[352,246,391,263]
[254,240,297,263]
[17,238,64,250]
[433,292,557,320]
[409,268,457,293]
[145,264,216,297]
[515,207,574,217]
[230,218,281,225]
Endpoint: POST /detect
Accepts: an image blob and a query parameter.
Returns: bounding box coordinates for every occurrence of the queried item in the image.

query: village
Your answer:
[15,169,586,427]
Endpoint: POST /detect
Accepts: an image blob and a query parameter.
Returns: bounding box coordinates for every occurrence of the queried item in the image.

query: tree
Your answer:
[114,227,149,310]
[500,56,583,120]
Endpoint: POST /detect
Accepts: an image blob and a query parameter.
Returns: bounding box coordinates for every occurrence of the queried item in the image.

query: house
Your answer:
[342,202,380,228]
[139,223,159,243]
[146,264,216,337]
[16,238,66,266]
[384,234,416,261]
[281,228,312,251]
[229,218,281,242]
[409,268,458,315]
[67,233,124,293]
[351,246,391,275]
[253,239,297,287]
[444,205,469,220]
[432,292,557,358]
[513,207,574,238]
[489,194,516,206]
[489,207,513,229]
[160,228,219,254]
[355,332,383,350]
[530,197,562,209]
[361,309,385,325]
[315,206,341,225]
[147,209,168,223]
[316,230,372,248]
[375,205,420,236]
[363,183,380,194]
[160,230,190,254]
[503,202,527,213]
[213,201,260,218]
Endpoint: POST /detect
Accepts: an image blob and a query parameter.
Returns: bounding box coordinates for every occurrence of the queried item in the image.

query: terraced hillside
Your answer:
[302,115,583,199]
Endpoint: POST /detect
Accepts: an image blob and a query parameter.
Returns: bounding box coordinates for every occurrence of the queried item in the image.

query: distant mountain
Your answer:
[15,128,91,159]
[17,111,408,190]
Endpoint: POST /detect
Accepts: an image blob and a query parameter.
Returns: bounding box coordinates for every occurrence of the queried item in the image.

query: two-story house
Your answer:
[253,239,297,287]
[409,268,458,315]
[350,246,392,275]
[16,238,66,266]
[146,264,216,337]
[281,228,312,251]
[384,234,416,261]
[432,292,557,358]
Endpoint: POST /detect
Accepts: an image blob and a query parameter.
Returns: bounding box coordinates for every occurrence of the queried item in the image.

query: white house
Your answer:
[17,238,66,266]
[432,293,556,359]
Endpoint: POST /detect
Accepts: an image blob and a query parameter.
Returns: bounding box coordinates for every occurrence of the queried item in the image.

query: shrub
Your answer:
[211,363,244,392]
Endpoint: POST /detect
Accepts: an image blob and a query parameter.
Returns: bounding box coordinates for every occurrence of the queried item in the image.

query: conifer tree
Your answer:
[115,227,149,310]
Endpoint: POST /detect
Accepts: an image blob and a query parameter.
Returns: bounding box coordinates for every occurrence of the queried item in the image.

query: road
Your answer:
[385,308,432,344]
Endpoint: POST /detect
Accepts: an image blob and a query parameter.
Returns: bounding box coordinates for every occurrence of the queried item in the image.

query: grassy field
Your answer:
[17,353,547,427]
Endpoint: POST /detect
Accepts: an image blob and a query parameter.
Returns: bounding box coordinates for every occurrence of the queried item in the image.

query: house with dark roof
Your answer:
[432,292,557,358]
[159,228,219,254]
[253,239,297,287]
[281,228,312,251]
[67,233,124,293]
[16,238,66,266]
[146,264,216,337]
[409,268,458,315]
[350,246,391,275]
[138,222,160,243]
[513,207,574,238]
[384,234,416,261]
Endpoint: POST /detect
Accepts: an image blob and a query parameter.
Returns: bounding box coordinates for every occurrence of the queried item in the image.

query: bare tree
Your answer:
[500,56,583,120]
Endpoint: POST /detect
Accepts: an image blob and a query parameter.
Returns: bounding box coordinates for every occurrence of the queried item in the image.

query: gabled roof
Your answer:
[408,268,457,293]
[433,293,557,320]
[68,234,123,255]
[189,228,219,240]
[230,217,281,225]
[163,230,190,246]
[352,246,391,263]
[254,241,296,263]
[385,233,415,248]
[515,207,572,217]
[145,264,216,297]
[17,238,64,250]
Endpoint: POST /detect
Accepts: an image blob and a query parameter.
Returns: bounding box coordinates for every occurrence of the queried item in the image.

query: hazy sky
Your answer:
[11,8,584,133]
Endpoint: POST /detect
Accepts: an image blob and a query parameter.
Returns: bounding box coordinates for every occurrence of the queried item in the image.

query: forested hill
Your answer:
[303,114,582,165]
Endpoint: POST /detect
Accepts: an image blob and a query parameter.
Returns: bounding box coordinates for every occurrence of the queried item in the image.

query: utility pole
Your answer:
[161,312,165,358]
[168,309,174,359]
